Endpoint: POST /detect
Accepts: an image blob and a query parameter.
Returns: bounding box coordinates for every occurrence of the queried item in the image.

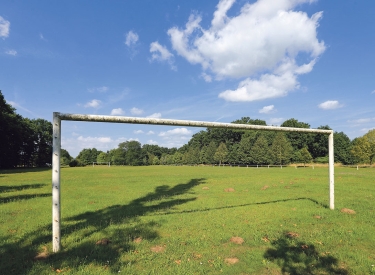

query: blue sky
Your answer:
[1,0,374,157]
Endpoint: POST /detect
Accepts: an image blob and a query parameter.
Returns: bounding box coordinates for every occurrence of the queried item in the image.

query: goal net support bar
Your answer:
[52,112,334,252]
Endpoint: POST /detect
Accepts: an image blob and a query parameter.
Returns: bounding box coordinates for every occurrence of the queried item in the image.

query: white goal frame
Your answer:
[52,112,334,252]
[92,162,110,167]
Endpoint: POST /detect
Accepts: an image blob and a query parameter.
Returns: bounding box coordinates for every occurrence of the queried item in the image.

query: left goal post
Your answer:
[52,112,334,252]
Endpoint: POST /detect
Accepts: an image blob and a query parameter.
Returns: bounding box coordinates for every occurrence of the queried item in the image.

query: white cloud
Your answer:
[147,140,158,145]
[111,108,125,115]
[134,130,144,134]
[5,49,17,56]
[147,113,162,119]
[130,107,144,115]
[318,100,343,110]
[147,131,155,135]
[0,16,10,38]
[150,41,176,70]
[269,117,284,125]
[39,33,47,41]
[84,99,102,108]
[125,31,139,46]
[77,136,112,143]
[259,105,275,114]
[167,0,325,102]
[348,118,375,125]
[201,72,212,82]
[159,127,192,137]
[88,86,109,93]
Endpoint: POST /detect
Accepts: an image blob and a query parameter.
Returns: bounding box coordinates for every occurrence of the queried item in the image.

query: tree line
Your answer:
[1,90,374,169]
[0,91,52,168]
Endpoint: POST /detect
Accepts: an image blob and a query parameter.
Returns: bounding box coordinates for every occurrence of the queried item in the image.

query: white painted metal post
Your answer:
[52,113,61,252]
[328,132,334,210]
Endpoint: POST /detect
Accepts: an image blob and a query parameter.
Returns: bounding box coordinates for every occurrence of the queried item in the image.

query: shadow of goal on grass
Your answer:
[264,232,348,275]
[0,178,205,274]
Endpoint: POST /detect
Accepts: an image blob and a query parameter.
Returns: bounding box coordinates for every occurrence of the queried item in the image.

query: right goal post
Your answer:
[52,112,334,252]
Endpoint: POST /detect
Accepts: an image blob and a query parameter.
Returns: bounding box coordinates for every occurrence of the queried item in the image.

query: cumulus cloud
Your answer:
[77,136,112,143]
[318,100,343,110]
[5,49,17,56]
[159,127,192,137]
[130,107,144,115]
[150,41,176,70]
[147,131,155,135]
[147,139,158,145]
[125,31,139,46]
[259,105,276,114]
[147,113,162,118]
[111,108,125,115]
[0,16,10,38]
[167,0,325,101]
[201,72,212,82]
[84,99,102,108]
[134,130,144,134]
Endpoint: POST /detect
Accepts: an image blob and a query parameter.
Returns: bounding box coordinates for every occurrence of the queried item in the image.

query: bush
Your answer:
[314,156,329,164]
[69,159,85,167]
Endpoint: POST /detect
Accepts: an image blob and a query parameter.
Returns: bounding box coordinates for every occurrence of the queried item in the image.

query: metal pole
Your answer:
[52,113,61,252]
[328,132,334,210]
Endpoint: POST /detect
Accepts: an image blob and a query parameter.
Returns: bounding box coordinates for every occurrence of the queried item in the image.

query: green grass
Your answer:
[0,166,375,274]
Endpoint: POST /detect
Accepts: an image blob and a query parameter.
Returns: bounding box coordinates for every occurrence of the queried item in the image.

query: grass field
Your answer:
[0,165,374,274]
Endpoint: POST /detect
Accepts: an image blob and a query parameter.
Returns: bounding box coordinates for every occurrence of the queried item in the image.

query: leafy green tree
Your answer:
[271,132,293,165]
[227,143,240,164]
[250,135,271,165]
[351,136,372,164]
[119,141,142,165]
[238,131,258,164]
[30,119,53,166]
[281,119,312,153]
[110,148,126,165]
[96,152,108,163]
[334,132,353,164]
[309,125,330,159]
[214,142,228,165]
[152,156,160,165]
[299,147,313,167]
[204,141,217,164]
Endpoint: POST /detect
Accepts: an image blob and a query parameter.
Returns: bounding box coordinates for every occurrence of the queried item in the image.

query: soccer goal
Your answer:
[52,112,334,252]
[92,162,110,167]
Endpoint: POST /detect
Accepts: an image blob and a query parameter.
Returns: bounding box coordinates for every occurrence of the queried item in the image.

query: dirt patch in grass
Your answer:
[150,245,165,253]
[225,188,235,192]
[341,208,356,214]
[261,185,269,190]
[225,257,239,265]
[133,237,142,244]
[96,238,111,245]
[230,236,244,244]
[202,187,210,190]
[33,246,48,261]
[286,232,299,238]
[314,215,322,219]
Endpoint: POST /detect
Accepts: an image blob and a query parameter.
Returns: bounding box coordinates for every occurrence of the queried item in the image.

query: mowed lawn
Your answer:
[0,166,374,274]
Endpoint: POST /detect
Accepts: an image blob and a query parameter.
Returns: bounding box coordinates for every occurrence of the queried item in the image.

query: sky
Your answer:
[1,0,375,157]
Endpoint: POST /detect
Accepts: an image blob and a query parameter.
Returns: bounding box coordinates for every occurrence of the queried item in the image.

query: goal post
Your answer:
[52,112,334,252]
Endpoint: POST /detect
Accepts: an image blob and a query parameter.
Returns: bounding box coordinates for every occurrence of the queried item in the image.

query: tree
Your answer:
[250,135,271,165]
[96,152,108,163]
[334,132,353,164]
[281,119,312,153]
[0,91,31,168]
[119,141,142,165]
[299,147,313,167]
[76,148,103,165]
[271,132,293,165]
[30,119,53,166]
[61,149,73,166]
[351,136,372,164]
[214,142,228,165]
[204,141,217,164]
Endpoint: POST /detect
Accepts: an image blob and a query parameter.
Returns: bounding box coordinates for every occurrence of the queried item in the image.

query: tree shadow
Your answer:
[0,183,46,193]
[0,193,51,204]
[264,232,348,275]
[0,167,51,174]
[0,178,205,274]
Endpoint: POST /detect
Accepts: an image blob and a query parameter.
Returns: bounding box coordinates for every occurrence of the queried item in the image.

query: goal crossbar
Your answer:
[52,112,334,252]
